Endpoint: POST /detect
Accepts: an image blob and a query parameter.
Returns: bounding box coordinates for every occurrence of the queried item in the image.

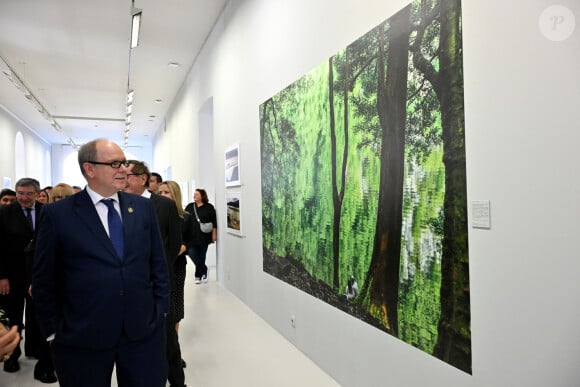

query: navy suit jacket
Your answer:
[0,201,42,283]
[149,193,181,281]
[32,190,169,349]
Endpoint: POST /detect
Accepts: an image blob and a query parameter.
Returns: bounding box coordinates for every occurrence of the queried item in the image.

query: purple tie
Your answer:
[101,199,124,259]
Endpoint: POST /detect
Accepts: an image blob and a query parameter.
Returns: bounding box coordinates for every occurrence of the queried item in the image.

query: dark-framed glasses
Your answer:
[86,160,130,169]
[16,191,37,197]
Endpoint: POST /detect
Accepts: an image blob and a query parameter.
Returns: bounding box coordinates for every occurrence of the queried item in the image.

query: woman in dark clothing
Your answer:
[184,189,217,284]
[158,181,188,322]
[158,181,189,369]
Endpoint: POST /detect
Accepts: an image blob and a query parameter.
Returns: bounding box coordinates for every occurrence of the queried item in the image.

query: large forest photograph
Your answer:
[260,0,470,373]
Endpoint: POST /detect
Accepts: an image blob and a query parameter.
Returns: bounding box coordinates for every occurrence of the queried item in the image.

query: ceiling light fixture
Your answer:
[0,55,78,148]
[130,8,142,49]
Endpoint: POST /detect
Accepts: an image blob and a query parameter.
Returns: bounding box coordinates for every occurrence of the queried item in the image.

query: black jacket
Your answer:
[0,201,42,284]
[183,202,216,246]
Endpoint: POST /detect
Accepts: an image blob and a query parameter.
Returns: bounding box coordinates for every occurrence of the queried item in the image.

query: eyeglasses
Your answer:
[86,160,130,169]
[127,173,143,177]
[16,191,37,197]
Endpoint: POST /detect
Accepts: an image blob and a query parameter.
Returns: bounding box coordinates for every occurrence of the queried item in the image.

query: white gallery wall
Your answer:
[153,0,580,386]
[0,105,51,187]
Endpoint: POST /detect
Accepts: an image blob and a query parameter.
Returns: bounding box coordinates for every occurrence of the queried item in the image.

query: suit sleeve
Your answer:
[31,205,59,338]
[182,212,193,249]
[210,204,217,227]
[147,201,170,314]
[0,207,7,279]
[166,201,182,264]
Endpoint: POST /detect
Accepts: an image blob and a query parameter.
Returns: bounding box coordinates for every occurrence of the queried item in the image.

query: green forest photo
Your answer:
[260,0,470,373]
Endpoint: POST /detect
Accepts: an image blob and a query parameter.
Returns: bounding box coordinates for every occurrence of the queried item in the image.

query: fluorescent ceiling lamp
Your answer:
[131,11,142,48]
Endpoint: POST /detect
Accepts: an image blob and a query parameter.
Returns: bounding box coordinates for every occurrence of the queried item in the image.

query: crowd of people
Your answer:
[0,138,217,386]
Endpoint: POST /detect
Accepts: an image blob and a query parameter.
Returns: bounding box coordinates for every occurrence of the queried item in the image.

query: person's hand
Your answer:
[0,279,10,296]
[179,244,187,255]
[0,325,20,361]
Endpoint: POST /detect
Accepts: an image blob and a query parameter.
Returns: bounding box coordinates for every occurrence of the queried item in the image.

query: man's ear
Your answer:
[82,162,95,178]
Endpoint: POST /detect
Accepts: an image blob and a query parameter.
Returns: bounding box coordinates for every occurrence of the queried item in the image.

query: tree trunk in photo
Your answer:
[360,6,410,335]
[432,0,471,373]
[329,55,349,290]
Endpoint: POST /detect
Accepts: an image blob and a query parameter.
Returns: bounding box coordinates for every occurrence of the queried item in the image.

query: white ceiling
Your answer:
[0,0,228,148]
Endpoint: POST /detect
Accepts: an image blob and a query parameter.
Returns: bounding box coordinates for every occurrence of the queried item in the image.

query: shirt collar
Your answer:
[86,185,120,205]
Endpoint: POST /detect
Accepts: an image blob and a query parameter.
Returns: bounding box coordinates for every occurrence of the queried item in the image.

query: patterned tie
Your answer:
[25,208,34,230]
[101,199,124,259]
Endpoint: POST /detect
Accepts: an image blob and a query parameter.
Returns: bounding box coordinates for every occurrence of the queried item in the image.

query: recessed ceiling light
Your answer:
[168,62,180,68]
[131,11,142,49]
[149,115,156,118]
[155,99,162,103]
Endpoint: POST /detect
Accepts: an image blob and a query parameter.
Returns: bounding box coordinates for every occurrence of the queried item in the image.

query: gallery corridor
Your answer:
[0,262,339,387]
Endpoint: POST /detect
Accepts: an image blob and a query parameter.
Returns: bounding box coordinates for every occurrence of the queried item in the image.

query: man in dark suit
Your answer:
[32,139,169,387]
[0,178,52,380]
[124,160,185,387]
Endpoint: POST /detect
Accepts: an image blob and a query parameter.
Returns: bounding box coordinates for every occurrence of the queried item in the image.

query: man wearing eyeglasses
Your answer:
[32,139,169,387]
[124,160,185,387]
[0,178,51,378]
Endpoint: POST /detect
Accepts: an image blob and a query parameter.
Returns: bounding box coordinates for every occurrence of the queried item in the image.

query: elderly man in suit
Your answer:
[32,139,169,387]
[124,160,185,387]
[0,178,51,380]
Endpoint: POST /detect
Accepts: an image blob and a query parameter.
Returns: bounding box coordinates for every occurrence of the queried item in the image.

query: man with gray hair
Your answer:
[0,177,55,382]
[33,139,169,386]
[124,160,185,387]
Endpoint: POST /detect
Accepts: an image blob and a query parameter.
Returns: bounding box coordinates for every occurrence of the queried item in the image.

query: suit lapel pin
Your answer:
[128,207,134,213]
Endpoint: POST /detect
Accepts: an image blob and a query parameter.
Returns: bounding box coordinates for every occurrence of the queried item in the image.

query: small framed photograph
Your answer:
[225,191,242,236]
[225,144,241,187]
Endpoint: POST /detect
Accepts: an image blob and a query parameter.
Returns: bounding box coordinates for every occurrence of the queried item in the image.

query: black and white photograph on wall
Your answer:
[225,144,241,187]
[226,191,242,236]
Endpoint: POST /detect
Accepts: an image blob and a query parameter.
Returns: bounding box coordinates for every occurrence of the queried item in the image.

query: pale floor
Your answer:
[0,262,339,386]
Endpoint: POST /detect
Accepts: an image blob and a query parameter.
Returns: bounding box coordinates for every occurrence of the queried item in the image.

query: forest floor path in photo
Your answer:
[264,250,389,334]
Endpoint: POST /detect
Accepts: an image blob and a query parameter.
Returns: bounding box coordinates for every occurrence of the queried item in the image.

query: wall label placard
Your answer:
[471,200,491,229]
